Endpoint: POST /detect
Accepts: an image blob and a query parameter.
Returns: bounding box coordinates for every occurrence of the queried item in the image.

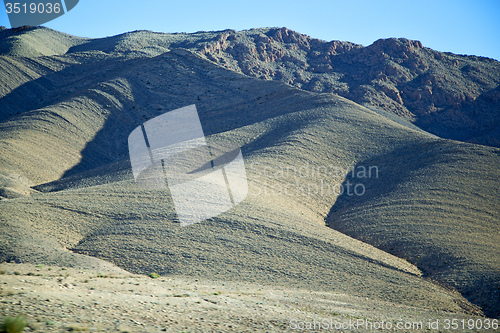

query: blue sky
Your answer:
[1,0,500,60]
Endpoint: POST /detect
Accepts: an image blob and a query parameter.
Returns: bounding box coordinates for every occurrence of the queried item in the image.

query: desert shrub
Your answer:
[148,272,160,279]
[1,314,27,333]
[67,324,89,331]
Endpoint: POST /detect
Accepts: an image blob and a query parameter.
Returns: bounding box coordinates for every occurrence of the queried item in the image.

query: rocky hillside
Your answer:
[192,27,500,147]
[0,26,499,320]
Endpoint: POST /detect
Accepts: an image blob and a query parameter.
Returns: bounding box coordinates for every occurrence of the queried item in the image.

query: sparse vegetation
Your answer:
[148,272,160,279]
[0,314,27,333]
[67,324,89,331]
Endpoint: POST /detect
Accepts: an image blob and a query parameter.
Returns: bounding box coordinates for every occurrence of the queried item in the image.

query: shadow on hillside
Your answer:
[326,141,443,218]
[59,56,323,179]
[326,141,500,317]
[0,52,142,122]
[0,46,324,181]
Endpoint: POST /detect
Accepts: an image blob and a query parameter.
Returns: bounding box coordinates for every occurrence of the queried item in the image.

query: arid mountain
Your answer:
[194,27,500,147]
[0,25,499,327]
[2,26,499,147]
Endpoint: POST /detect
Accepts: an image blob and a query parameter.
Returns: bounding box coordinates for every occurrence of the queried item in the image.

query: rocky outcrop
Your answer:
[195,27,500,147]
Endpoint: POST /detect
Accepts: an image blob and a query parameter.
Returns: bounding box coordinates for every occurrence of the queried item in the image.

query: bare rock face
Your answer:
[193,28,500,147]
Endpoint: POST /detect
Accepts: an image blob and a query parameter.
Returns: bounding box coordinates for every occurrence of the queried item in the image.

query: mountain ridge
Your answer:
[2,26,500,147]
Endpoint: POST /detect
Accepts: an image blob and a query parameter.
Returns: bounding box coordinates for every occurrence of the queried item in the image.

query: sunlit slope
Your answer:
[1,176,480,315]
[0,26,86,57]
[0,91,479,315]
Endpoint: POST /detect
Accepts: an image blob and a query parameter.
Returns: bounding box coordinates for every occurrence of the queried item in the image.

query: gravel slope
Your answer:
[0,263,487,332]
